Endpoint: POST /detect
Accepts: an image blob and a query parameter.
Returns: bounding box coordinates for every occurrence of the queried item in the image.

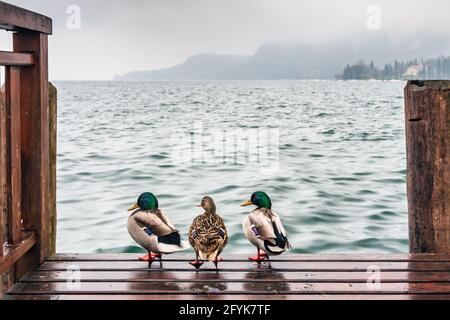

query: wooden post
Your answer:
[0,88,14,297]
[13,30,50,267]
[7,66,22,245]
[1,80,11,253]
[405,80,450,254]
[48,82,57,256]
[0,88,6,252]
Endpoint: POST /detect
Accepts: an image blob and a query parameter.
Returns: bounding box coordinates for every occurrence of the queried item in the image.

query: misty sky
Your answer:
[1,0,450,80]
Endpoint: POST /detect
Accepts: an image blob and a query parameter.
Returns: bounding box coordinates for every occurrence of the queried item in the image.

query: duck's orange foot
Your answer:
[189,260,204,269]
[139,253,162,261]
[139,254,152,261]
[248,253,267,263]
[150,253,162,260]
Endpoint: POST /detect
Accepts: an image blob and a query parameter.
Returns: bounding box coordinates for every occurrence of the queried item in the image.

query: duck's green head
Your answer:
[240,191,272,209]
[127,192,159,211]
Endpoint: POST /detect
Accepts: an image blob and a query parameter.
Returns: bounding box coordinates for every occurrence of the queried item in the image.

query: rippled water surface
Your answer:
[56,80,408,254]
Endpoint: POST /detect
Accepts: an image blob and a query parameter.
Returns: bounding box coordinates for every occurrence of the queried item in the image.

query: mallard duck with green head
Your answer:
[127,192,189,267]
[189,196,228,271]
[241,191,291,263]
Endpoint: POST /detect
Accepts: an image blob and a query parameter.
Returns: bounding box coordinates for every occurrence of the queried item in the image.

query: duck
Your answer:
[127,192,189,267]
[240,191,291,263]
[188,196,228,271]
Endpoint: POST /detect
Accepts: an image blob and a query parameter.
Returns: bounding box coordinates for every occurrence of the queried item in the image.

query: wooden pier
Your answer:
[6,253,450,300]
[1,2,449,300]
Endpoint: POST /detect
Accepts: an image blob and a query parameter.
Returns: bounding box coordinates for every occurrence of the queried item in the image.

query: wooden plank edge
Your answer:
[0,1,52,34]
[9,281,450,295]
[5,293,450,300]
[0,51,34,66]
[8,289,450,296]
[18,278,450,284]
[35,266,450,272]
[47,253,450,262]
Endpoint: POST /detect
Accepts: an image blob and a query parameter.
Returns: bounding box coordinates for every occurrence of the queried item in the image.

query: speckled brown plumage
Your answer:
[189,196,228,261]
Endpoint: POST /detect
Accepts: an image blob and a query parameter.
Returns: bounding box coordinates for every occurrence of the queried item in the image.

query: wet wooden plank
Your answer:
[7,294,450,301]
[9,254,450,299]
[20,270,450,283]
[0,1,52,34]
[48,253,450,262]
[9,281,450,295]
[38,260,450,272]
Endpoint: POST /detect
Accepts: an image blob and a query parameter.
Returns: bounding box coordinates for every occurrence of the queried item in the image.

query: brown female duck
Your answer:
[188,196,228,270]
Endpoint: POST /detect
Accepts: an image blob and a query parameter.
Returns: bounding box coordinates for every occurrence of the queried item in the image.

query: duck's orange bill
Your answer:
[127,203,139,211]
[240,200,253,207]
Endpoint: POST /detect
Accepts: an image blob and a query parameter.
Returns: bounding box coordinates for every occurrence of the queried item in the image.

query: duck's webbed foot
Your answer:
[248,250,268,263]
[139,252,163,268]
[213,257,223,272]
[139,253,152,261]
[189,260,205,270]
[139,252,162,261]
[151,252,163,260]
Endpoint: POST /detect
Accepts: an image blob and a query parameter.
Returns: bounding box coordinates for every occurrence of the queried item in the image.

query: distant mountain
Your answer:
[114,34,450,81]
[115,54,250,81]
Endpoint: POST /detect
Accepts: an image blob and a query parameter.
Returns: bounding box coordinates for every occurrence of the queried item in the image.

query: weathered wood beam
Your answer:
[405,80,450,254]
[0,231,36,274]
[0,88,14,298]
[1,73,11,254]
[0,51,34,66]
[48,83,57,256]
[0,88,6,254]
[6,66,22,245]
[0,1,52,34]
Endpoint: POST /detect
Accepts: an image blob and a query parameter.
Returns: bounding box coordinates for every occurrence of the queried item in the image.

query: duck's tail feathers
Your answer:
[198,249,219,262]
[264,241,287,254]
[285,238,293,251]
[272,222,292,251]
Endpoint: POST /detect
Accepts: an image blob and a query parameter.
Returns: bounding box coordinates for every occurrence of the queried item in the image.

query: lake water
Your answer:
[55,80,408,254]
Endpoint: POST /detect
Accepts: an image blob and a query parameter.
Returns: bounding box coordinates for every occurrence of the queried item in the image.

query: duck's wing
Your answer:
[133,209,175,235]
[243,215,265,251]
[270,210,292,250]
[214,215,228,255]
[188,215,202,248]
[248,209,276,239]
[127,211,159,252]
[248,209,292,251]
[158,209,177,230]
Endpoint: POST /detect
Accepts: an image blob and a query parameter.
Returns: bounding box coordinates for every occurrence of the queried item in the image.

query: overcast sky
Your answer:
[2,0,450,80]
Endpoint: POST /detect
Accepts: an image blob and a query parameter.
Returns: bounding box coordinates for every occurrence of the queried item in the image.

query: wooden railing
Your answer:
[0,1,55,296]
